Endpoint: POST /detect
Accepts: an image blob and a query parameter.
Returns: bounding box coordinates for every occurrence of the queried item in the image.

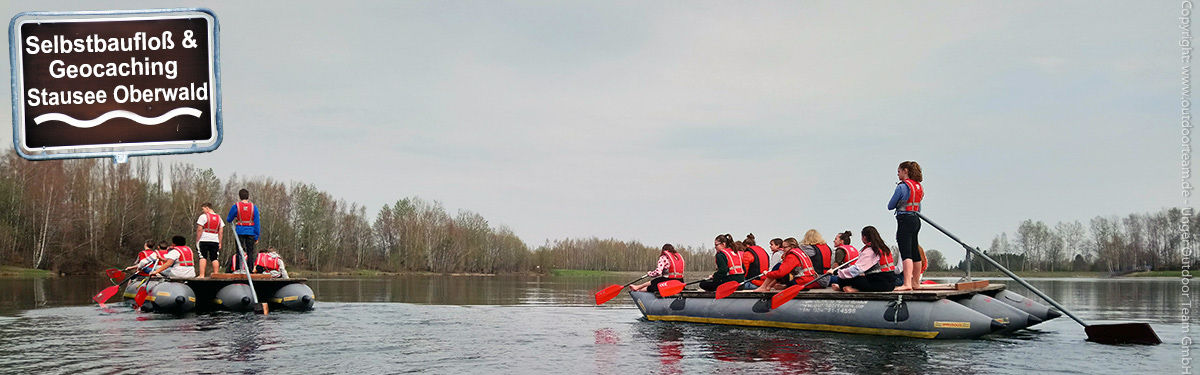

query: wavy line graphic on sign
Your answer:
[33,108,203,128]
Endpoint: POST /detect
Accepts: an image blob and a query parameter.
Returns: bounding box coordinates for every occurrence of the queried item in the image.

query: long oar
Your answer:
[715,274,763,300]
[594,275,649,305]
[93,271,139,307]
[657,278,710,298]
[916,212,1161,345]
[233,235,267,314]
[771,257,859,310]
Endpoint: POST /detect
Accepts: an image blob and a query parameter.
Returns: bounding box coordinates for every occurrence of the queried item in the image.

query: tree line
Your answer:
[1,156,1188,276]
[957,208,1194,273]
[0,156,530,274]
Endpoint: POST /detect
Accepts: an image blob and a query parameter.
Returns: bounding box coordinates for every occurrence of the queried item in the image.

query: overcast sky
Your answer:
[3,1,1181,264]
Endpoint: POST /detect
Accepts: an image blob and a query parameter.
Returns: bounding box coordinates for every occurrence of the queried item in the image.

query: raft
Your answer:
[629,281,1060,339]
[121,274,315,313]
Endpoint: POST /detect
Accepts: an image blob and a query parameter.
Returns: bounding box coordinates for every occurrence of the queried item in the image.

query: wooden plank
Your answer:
[954,280,990,290]
[201,273,274,280]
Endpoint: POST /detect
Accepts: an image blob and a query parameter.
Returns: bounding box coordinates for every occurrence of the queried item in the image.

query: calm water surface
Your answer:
[0,275,1186,374]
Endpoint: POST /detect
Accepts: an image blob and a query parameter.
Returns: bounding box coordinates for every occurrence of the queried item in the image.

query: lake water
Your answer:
[0,275,1186,374]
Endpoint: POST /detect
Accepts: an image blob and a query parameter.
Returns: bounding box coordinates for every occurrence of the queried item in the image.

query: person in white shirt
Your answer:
[147,236,196,278]
[194,203,225,278]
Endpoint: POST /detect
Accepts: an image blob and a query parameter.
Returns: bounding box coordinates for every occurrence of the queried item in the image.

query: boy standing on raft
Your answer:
[226,189,260,273]
[888,161,924,291]
[195,203,224,278]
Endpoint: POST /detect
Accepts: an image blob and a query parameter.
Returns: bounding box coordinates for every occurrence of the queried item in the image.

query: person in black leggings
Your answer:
[888,161,924,291]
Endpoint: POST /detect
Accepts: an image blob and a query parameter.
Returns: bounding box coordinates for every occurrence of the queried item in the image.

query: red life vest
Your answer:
[202,212,221,234]
[745,245,769,275]
[814,243,834,272]
[900,179,923,212]
[664,251,685,279]
[837,244,860,265]
[785,248,817,279]
[172,246,195,267]
[255,252,281,271]
[866,246,897,274]
[718,248,744,276]
[236,201,256,226]
[136,249,158,276]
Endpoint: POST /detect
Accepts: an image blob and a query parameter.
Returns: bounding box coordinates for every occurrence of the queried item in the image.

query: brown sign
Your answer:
[10,9,220,160]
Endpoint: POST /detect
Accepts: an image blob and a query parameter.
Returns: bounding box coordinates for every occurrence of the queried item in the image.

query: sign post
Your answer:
[9,8,220,162]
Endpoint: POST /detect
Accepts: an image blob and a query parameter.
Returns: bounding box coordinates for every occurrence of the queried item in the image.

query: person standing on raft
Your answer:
[195,203,224,278]
[698,234,744,292]
[226,189,260,273]
[888,160,924,291]
[632,244,685,292]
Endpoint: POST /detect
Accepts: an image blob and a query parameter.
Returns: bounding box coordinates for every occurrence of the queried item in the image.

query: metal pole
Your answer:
[915,212,1088,327]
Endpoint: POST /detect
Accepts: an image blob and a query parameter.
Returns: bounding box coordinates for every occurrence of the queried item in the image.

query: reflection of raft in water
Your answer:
[630,281,1060,339]
[121,273,315,313]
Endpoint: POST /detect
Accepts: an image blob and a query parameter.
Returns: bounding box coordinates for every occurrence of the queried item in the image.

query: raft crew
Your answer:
[752,237,818,292]
[226,189,260,273]
[740,234,770,289]
[698,234,744,292]
[146,236,196,278]
[829,226,897,293]
[798,229,835,287]
[254,246,290,278]
[889,160,924,291]
[195,203,225,278]
[831,231,859,270]
[124,240,161,277]
[632,244,685,292]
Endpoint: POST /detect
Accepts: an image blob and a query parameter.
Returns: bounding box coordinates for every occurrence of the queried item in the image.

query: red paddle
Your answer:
[715,274,764,300]
[93,271,138,307]
[594,275,649,305]
[657,278,710,298]
[770,257,859,310]
[104,268,125,282]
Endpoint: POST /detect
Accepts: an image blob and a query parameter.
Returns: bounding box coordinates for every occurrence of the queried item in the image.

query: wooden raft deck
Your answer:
[672,281,1003,302]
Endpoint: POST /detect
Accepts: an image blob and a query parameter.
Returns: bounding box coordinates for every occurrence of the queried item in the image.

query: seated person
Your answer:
[829,226,897,293]
[752,237,818,292]
[632,244,684,292]
[254,246,289,278]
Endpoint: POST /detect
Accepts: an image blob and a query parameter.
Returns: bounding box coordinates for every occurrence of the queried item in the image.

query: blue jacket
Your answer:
[227,201,260,239]
[887,183,915,215]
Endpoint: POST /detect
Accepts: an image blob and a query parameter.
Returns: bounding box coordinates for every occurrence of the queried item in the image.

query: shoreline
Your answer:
[0,267,1183,279]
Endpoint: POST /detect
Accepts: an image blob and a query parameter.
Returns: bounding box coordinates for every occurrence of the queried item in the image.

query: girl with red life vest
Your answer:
[740,234,770,289]
[888,161,925,291]
[829,226,897,293]
[798,229,835,287]
[698,234,745,292]
[632,244,686,292]
[831,231,859,270]
[752,237,819,292]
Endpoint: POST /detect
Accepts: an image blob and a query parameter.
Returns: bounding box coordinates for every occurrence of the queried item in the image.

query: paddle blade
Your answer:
[770,285,803,310]
[134,287,149,309]
[1084,323,1162,345]
[93,286,118,305]
[594,285,624,305]
[657,280,685,297]
[105,268,125,280]
[714,281,741,300]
